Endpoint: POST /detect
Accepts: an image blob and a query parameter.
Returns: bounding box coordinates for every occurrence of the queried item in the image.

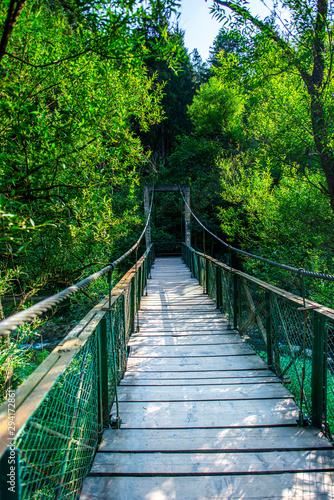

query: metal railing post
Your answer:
[110,307,121,428]
[138,262,142,297]
[265,291,273,371]
[233,274,238,330]
[216,266,222,311]
[130,277,135,333]
[190,250,194,277]
[312,312,326,429]
[205,258,209,295]
[97,317,109,431]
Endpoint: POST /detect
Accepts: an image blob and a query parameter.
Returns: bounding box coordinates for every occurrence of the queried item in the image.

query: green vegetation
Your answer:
[2,0,334,401]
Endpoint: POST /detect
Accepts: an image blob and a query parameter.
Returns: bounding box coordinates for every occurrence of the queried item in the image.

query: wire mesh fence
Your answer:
[16,331,100,500]
[0,245,154,499]
[182,244,334,440]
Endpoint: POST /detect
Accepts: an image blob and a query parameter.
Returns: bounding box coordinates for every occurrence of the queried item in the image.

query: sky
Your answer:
[177,0,274,62]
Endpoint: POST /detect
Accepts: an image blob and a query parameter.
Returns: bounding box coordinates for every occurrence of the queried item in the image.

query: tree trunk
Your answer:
[0,0,28,64]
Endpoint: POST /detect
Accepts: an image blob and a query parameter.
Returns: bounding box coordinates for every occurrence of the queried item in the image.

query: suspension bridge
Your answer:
[0,186,334,499]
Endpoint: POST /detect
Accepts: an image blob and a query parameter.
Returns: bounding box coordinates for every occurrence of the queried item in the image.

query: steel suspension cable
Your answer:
[0,189,155,335]
[179,187,334,282]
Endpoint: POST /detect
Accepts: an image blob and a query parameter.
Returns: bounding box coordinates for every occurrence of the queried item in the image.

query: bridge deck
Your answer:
[81,257,334,499]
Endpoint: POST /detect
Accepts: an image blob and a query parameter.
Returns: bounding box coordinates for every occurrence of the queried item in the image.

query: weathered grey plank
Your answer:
[139,318,227,326]
[117,399,300,428]
[80,473,334,499]
[100,427,332,452]
[119,377,280,386]
[121,369,274,380]
[127,334,245,346]
[126,355,266,371]
[117,383,292,402]
[99,427,333,452]
[133,327,232,334]
[140,300,216,306]
[91,450,334,475]
[128,343,255,357]
[138,311,221,318]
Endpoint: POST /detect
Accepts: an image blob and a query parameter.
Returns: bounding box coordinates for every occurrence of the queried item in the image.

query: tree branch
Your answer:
[4,48,94,68]
[213,0,313,90]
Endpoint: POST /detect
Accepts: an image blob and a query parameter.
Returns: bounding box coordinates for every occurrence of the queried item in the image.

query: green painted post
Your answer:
[205,258,209,296]
[265,291,273,371]
[97,317,110,431]
[130,277,135,334]
[216,266,222,311]
[137,266,142,310]
[0,448,21,500]
[233,274,238,330]
[312,312,326,429]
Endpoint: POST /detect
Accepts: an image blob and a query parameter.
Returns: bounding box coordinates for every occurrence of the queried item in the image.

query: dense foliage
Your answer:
[0,0,184,313]
[2,0,334,396]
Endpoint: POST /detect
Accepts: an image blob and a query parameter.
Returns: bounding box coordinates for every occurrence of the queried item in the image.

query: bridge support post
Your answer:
[144,186,151,249]
[183,186,191,247]
[233,274,238,330]
[216,266,222,311]
[97,317,110,431]
[265,291,273,372]
[312,312,326,429]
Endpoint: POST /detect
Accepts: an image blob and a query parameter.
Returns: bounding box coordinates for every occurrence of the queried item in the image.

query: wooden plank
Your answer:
[126,355,266,371]
[137,326,230,333]
[145,287,203,289]
[119,377,280,386]
[140,302,216,306]
[127,344,255,357]
[137,327,229,333]
[139,316,226,321]
[139,304,216,308]
[117,399,300,428]
[99,427,333,452]
[130,329,235,336]
[143,296,208,301]
[127,334,245,346]
[80,473,334,499]
[138,317,223,322]
[121,369,274,380]
[139,316,227,322]
[117,383,293,402]
[138,310,220,316]
[90,450,334,475]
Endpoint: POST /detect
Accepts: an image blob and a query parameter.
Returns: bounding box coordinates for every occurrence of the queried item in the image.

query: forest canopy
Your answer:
[1,0,334,317]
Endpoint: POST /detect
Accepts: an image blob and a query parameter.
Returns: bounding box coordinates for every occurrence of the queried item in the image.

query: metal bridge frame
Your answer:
[144,185,191,248]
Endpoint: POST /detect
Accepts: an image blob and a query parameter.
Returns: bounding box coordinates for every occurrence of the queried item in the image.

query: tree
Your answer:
[0,0,181,305]
[188,76,244,140]
[212,0,334,213]
[208,27,245,68]
[190,48,209,85]
[138,26,197,164]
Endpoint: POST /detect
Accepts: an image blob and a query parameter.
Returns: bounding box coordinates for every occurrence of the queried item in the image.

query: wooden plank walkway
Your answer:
[80,257,334,499]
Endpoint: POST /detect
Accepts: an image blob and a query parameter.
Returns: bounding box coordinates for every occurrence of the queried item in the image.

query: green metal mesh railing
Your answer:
[0,245,154,499]
[183,244,334,440]
[16,330,100,499]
